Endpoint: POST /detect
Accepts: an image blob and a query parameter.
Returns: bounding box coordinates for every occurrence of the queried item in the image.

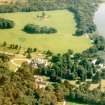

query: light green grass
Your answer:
[57,102,89,105]
[0,10,92,53]
[66,102,89,105]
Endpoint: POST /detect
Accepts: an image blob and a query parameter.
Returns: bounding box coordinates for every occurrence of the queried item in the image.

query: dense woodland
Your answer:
[0,47,105,105]
[0,54,57,105]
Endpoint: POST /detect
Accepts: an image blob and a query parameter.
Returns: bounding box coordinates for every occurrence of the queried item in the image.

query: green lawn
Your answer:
[0,10,92,53]
[57,102,89,105]
[66,102,89,105]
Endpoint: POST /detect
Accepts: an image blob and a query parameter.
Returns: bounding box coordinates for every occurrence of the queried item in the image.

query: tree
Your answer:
[95,57,104,65]
[77,66,87,81]
[2,41,7,47]
[0,18,14,29]
[33,48,37,52]
[92,71,101,83]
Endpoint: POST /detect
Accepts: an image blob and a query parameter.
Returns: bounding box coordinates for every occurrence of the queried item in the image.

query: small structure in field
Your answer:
[37,11,49,20]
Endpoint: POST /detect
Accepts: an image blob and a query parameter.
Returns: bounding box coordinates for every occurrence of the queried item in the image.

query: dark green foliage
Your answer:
[83,35,105,58]
[23,24,57,34]
[26,47,37,53]
[44,50,53,57]
[68,0,99,35]
[95,57,104,65]
[0,18,14,29]
[38,50,98,81]
[101,69,105,79]
[92,71,101,83]
[94,36,105,50]
[50,75,61,83]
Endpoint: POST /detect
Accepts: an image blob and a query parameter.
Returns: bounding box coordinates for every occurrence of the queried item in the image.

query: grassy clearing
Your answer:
[0,10,92,53]
[9,62,17,71]
[14,59,26,65]
[57,102,89,105]
[66,102,89,105]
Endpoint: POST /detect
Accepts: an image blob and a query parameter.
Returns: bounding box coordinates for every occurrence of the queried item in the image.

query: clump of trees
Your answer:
[23,24,57,34]
[83,35,105,57]
[24,47,37,58]
[37,49,99,82]
[0,18,14,29]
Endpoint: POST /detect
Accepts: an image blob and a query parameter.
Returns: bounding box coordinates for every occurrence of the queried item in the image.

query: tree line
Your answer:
[0,0,101,35]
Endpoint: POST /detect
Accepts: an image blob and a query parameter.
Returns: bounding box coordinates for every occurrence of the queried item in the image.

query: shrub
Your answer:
[23,24,57,34]
[0,18,14,29]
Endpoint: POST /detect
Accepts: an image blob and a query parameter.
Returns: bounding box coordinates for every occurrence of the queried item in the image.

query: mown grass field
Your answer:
[0,10,92,53]
[57,102,89,105]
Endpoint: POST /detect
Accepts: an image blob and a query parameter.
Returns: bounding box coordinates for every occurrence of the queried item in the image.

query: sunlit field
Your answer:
[0,10,91,53]
[57,102,89,105]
